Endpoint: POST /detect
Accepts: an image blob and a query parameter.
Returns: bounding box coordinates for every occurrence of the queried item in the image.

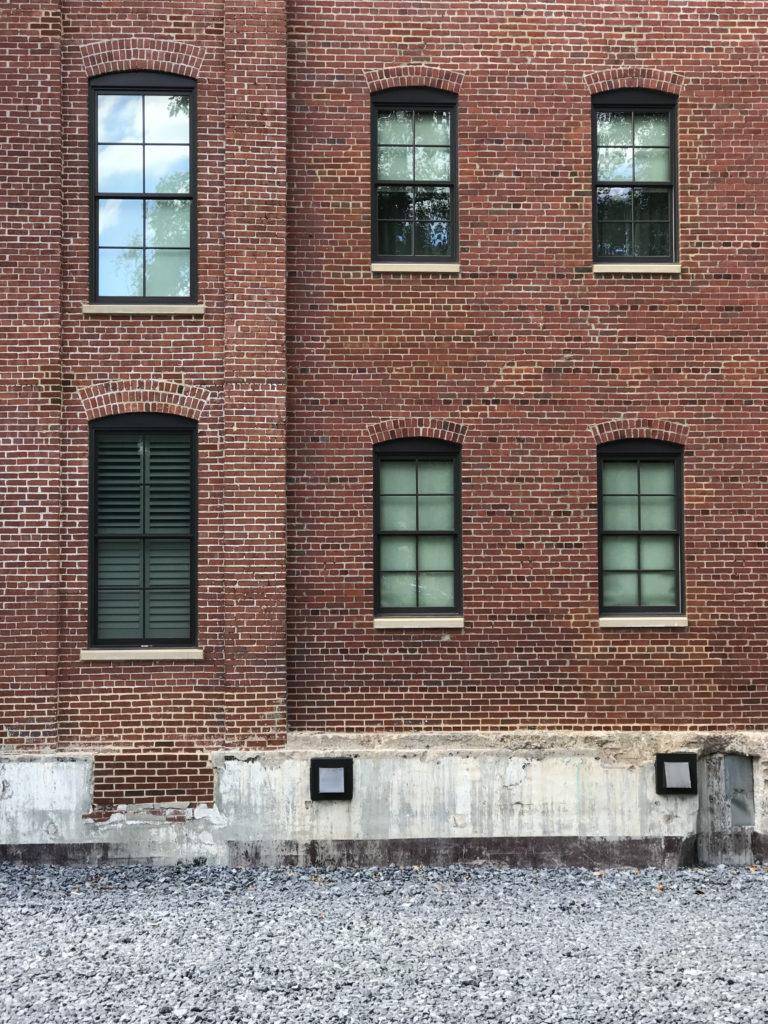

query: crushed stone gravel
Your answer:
[1,862,767,1023]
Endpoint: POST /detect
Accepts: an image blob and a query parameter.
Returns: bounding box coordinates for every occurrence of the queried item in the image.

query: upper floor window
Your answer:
[90,72,197,302]
[374,438,462,615]
[90,414,197,647]
[371,88,458,263]
[592,89,677,263]
[598,439,684,615]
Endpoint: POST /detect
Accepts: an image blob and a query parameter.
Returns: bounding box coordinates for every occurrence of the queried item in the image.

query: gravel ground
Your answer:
[1,862,767,1024]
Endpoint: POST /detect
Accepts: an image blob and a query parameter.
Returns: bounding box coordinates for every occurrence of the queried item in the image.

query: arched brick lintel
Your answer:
[78,380,212,422]
[365,65,463,95]
[584,68,684,96]
[589,418,689,447]
[79,38,207,79]
[367,418,467,446]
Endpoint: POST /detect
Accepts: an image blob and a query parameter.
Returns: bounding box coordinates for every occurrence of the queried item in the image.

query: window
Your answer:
[374,438,461,615]
[90,414,196,646]
[90,72,196,302]
[372,88,458,263]
[592,89,677,263]
[598,440,683,614]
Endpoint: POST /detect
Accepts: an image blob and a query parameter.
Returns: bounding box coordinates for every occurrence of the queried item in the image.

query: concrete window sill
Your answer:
[81,303,206,316]
[598,616,688,628]
[373,616,464,629]
[80,647,205,661]
[592,264,681,275]
[371,263,460,274]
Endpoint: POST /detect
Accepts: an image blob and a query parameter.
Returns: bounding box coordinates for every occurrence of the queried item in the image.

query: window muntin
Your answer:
[592,90,677,262]
[90,414,197,646]
[598,440,683,614]
[90,73,196,302]
[374,438,461,614]
[372,89,458,262]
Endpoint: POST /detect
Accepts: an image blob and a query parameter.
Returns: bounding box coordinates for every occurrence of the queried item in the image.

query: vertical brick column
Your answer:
[222,3,288,748]
[0,2,63,749]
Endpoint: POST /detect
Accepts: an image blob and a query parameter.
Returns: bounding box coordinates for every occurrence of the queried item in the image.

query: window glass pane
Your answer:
[634,189,669,222]
[147,540,191,587]
[597,147,633,182]
[596,187,632,222]
[595,111,632,146]
[97,540,142,587]
[98,95,143,143]
[640,536,676,570]
[380,573,417,607]
[98,144,143,192]
[415,110,450,145]
[415,187,450,221]
[603,572,639,607]
[418,572,454,607]
[145,95,190,144]
[380,537,416,571]
[415,222,449,257]
[98,590,143,639]
[145,249,190,298]
[418,461,454,493]
[419,536,453,571]
[418,495,454,530]
[377,110,412,145]
[377,186,413,219]
[145,200,191,247]
[380,462,416,494]
[378,147,412,180]
[98,199,144,246]
[98,248,143,297]
[145,589,191,639]
[633,222,670,258]
[634,113,669,146]
[640,495,676,531]
[145,146,190,193]
[640,572,677,607]
[639,462,675,494]
[602,462,637,494]
[380,495,417,531]
[596,222,630,258]
[602,495,638,531]
[634,148,670,182]
[415,146,450,181]
[378,220,413,256]
[602,535,637,571]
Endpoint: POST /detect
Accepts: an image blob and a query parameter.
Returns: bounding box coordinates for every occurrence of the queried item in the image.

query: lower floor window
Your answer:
[598,439,683,614]
[90,413,196,646]
[374,438,461,615]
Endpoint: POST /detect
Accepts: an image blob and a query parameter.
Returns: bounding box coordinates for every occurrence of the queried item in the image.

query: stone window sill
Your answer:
[592,264,681,275]
[373,616,464,629]
[80,647,205,661]
[598,616,688,628]
[81,303,206,316]
[371,263,460,274]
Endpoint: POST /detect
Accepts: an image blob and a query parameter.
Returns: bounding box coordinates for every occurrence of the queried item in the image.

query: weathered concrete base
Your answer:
[1,732,766,866]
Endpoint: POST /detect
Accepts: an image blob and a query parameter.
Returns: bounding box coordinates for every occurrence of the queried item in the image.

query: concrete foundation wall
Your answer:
[2,733,766,866]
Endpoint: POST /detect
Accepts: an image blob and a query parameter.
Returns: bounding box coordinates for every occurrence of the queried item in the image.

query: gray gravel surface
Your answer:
[1,862,767,1023]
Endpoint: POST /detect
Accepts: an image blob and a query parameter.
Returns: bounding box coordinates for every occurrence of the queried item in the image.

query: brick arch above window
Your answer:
[367,418,467,446]
[589,417,689,447]
[79,38,207,79]
[78,379,212,422]
[365,65,464,95]
[584,68,684,97]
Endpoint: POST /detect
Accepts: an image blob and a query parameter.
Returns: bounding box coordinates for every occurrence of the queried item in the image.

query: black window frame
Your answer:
[89,413,198,648]
[592,88,678,264]
[371,87,459,264]
[597,439,684,616]
[89,71,198,303]
[373,437,462,616]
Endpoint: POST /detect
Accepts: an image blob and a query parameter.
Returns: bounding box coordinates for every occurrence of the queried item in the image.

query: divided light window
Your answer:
[374,438,461,615]
[372,88,458,263]
[592,89,677,263]
[598,440,683,615]
[90,72,197,301]
[90,414,197,647]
